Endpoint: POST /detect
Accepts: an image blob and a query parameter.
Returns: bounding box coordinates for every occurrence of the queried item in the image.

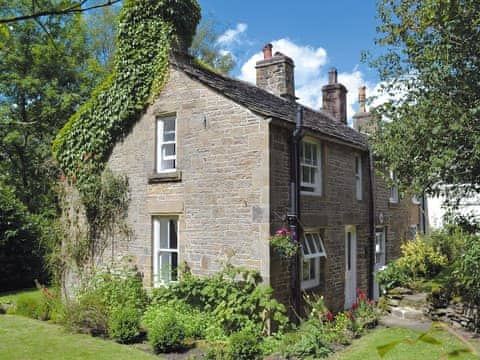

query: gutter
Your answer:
[288,105,304,318]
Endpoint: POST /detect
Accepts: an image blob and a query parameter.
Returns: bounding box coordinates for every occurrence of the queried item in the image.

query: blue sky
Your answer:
[198,0,382,120]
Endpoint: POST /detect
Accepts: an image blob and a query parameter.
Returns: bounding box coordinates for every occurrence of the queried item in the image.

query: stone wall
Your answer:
[104,64,271,287]
[269,124,372,312]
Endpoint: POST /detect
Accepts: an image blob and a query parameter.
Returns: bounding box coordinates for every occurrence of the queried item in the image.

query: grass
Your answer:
[333,326,480,360]
[0,315,158,360]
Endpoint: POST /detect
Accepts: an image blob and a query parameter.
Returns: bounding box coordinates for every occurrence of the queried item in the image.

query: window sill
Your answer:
[148,170,182,184]
[301,191,323,197]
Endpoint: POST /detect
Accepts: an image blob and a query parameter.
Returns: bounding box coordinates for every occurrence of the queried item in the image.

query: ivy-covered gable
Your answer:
[52,0,201,198]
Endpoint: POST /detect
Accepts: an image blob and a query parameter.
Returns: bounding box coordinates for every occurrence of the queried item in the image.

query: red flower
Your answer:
[358,292,367,301]
[326,311,334,322]
[347,310,354,319]
[352,301,359,310]
[369,299,376,306]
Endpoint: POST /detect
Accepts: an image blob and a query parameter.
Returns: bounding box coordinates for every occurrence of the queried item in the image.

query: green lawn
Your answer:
[0,315,158,360]
[334,326,480,360]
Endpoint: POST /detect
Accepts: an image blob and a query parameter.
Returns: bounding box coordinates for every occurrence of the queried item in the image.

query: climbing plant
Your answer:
[52,0,201,198]
[51,0,201,270]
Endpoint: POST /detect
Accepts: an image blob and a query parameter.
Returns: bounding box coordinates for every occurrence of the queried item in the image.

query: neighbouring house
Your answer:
[62,43,423,313]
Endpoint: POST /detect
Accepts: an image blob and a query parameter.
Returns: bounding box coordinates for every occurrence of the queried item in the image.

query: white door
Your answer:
[373,228,386,300]
[344,226,357,309]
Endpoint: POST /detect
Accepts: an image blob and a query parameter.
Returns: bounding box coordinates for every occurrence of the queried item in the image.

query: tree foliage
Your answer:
[369,0,480,197]
[189,18,236,75]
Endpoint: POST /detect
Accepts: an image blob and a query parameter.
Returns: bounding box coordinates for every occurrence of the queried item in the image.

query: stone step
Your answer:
[391,306,425,321]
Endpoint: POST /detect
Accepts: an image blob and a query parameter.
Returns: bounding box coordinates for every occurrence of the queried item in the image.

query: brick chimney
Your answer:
[322,68,347,124]
[353,86,377,134]
[256,44,296,101]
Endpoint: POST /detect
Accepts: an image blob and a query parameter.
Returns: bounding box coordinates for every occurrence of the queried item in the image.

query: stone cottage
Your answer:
[74,43,421,312]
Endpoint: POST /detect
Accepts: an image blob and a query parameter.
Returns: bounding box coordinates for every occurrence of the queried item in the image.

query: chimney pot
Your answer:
[263,43,273,59]
[328,68,338,84]
[359,86,366,113]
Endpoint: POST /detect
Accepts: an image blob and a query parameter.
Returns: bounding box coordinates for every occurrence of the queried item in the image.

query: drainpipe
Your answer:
[288,105,304,318]
[368,144,376,299]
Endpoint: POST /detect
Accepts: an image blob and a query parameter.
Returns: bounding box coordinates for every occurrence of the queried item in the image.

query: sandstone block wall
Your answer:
[105,65,271,286]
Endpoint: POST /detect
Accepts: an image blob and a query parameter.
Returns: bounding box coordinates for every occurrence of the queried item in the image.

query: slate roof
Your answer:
[172,56,368,150]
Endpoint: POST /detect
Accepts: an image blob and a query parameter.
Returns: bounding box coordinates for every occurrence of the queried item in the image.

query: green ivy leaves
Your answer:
[52,0,201,198]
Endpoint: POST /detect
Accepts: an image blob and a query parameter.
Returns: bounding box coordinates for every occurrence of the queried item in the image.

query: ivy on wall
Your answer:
[52,0,201,198]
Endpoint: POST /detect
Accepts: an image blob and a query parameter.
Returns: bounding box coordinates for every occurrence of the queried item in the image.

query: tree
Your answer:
[190,18,236,75]
[368,0,480,199]
[0,0,120,24]
[0,1,104,288]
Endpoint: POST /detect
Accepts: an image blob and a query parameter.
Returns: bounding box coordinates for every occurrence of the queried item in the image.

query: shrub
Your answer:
[376,261,410,291]
[108,306,141,343]
[397,236,448,280]
[14,291,46,320]
[227,326,262,360]
[288,321,332,359]
[426,227,466,263]
[62,292,108,336]
[145,307,185,353]
[453,235,480,304]
[150,264,287,335]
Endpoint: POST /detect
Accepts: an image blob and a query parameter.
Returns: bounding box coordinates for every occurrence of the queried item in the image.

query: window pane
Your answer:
[302,259,312,281]
[159,252,171,283]
[305,143,311,162]
[309,258,316,279]
[169,220,177,249]
[312,145,317,164]
[159,218,169,249]
[302,166,310,183]
[161,159,175,170]
[163,143,175,158]
[171,252,178,281]
[307,236,317,254]
[162,118,175,142]
[310,167,316,184]
[303,234,312,255]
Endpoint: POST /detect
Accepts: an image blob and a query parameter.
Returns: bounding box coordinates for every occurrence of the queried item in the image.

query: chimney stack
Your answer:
[322,68,347,124]
[353,86,376,134]
[262,43,273,59]
[256,44,296,101]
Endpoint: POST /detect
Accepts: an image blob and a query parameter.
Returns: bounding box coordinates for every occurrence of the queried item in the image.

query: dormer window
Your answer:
[300,139,322,195]
[156,116,176,173]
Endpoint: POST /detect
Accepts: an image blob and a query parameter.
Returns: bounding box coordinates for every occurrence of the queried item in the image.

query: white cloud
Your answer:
[238,38,371,122]
[217,23,248,46]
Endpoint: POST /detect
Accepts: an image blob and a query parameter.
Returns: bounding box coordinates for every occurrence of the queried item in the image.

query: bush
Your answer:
[397,236,448,280]
[14,291,46,319]
[108,306,141,343]
[453,234,480,304]
[288,321,332,359]
[150,264,287,335]
[62,292,108,336]
[63,261,147,337]
[426,227,466,263]
[145,307,185,353]
[227,326,262,360]
[376,261,410,291]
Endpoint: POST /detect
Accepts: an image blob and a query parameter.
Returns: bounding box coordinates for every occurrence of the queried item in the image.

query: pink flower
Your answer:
[369,299,376,306]
[352,302,359,310]
[358,292,367,301]
[275,228,290,236]
[326,311,334,322]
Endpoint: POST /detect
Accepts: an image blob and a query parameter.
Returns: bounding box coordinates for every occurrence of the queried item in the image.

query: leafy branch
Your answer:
[0,0,121,24]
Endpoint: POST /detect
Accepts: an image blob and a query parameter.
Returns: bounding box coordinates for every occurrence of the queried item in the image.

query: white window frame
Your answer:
[156,116,177,173]
[153,217,179,287]
[389,170,399,203]
[301,232,327,289]
[355,154,362,200]
[300,139,322,195]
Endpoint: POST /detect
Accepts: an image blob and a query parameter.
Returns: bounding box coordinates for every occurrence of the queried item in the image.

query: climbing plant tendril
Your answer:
[52,0,201,198]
